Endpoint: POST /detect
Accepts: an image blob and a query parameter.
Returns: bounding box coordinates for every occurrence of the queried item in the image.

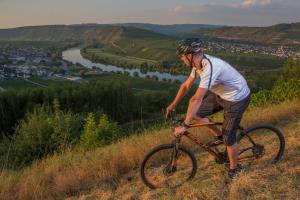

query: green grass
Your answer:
[84,48,157,67]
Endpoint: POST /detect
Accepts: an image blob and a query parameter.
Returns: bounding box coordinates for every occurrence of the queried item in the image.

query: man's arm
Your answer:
[184,87,207,125]
[167,75,196,113]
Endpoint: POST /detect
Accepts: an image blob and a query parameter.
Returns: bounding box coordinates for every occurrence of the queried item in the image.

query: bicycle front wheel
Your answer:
[237,124,285,165]
[140,144,197,189]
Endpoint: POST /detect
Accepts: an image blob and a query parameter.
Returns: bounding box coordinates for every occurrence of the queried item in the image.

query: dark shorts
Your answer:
[197,93,250,146]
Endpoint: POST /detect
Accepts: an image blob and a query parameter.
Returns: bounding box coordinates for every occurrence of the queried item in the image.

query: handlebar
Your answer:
[163,109,184,127]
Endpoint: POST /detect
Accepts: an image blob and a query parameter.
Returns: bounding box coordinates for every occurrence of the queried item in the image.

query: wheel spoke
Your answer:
[141,145,196,189]
[238,126,284,165]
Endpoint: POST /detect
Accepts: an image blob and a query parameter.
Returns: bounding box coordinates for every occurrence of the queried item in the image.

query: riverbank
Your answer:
[80,48,189,75]
[62,48,188,82]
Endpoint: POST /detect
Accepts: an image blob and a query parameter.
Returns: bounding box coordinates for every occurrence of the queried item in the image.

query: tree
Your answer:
[79,113,121,149]
[79,113,97,149]
[280,58,300,81]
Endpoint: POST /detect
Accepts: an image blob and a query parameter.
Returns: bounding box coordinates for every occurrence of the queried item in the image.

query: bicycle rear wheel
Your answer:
[237,124,285,165]
[140,144,197,189]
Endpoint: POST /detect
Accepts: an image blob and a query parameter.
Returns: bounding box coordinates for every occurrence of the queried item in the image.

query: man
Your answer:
[166,38,251,180]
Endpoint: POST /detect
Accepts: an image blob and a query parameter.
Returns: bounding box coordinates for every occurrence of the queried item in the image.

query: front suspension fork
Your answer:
[170,137,181,167]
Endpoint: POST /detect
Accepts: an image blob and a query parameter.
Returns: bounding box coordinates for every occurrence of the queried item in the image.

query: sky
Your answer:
[0,0,300,29]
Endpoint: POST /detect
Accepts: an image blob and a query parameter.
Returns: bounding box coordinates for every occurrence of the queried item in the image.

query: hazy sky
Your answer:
[0,0,299,28]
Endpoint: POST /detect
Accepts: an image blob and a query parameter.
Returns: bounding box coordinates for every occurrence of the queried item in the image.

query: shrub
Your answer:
[0,99,81,168]
[79,113,121,149]
[250,79,300,107]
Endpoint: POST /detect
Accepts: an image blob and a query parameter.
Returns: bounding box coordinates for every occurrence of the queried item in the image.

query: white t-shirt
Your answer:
[190,54,250,102]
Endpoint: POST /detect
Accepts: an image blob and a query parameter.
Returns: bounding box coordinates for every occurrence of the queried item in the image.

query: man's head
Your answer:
[177,38,203,69]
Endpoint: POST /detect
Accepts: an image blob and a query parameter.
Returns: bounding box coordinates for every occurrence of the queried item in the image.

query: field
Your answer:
[0,98,299,200]
[83,43,286,72]
[83,48,158,67]
[0,78,76,90]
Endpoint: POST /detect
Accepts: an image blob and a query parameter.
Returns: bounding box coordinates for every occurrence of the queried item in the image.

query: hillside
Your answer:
[0,24,179,61]
[117,23,221,36]
[202,22,300,46]
[0,98,299,200]
[0,23,294,77]
[1,22,300,46]
[0,24,172,45]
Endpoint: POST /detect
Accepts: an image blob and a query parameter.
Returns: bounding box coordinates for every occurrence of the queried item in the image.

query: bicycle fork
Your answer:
[164,137,181,175]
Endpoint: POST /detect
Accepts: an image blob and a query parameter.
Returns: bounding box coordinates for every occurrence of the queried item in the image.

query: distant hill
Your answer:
[116,23,221,36]
[0,24,171,44]
[198,22,300,45]
[1,22,299,46]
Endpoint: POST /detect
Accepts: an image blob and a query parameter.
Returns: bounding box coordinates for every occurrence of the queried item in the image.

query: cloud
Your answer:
[241,0,272,7]
[173,5,183,13]
[169,3,211,15]
[165,1,300,26]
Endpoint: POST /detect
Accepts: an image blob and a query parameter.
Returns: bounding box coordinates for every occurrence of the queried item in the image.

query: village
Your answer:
[205,41,298,58]
[0,46,87,81]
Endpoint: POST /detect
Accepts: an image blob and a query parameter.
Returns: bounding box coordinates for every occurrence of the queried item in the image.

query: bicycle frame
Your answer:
[177,120,259,163]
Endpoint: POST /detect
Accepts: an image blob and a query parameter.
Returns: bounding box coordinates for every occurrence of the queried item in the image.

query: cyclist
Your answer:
[166,38,251,180]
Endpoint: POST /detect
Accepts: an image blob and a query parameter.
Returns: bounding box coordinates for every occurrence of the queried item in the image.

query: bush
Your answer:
[79,113,121,149]
[49,99,82,149]
[250,79,300,107]
[280,58,300,81]
[0,100,81,168]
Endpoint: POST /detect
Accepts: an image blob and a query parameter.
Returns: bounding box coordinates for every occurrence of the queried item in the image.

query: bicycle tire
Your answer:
[140,143,197,189]
[237,124,285,163]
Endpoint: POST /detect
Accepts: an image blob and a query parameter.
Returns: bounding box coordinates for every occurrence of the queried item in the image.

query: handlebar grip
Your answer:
[164,109,176,120]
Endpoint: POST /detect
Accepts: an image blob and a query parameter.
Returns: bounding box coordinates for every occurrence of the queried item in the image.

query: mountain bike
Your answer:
[140,112,285,189]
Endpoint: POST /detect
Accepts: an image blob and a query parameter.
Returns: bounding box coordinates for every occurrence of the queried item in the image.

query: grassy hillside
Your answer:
[87,27,178,62]
[203,22,300,46]
[0,24,175,45]
[0,99,299,200]
[0,25,153,45]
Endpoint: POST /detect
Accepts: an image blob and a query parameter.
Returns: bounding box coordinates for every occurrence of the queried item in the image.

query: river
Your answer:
[62,48,187,82]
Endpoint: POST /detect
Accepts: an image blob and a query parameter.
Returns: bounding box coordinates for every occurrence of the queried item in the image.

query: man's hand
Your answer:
[174,125,187,137]
[166,103,176,116]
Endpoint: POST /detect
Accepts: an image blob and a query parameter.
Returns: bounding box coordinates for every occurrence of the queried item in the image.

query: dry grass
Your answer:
[0,99,300,200]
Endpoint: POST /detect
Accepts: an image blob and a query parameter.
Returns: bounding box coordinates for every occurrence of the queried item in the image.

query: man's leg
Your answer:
[227,143,238,170]
[196,93,223,136]
[222,95,250,171]
[193,115,222,136]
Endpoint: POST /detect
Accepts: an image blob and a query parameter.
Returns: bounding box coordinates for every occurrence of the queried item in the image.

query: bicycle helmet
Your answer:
[176,38,203,55]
